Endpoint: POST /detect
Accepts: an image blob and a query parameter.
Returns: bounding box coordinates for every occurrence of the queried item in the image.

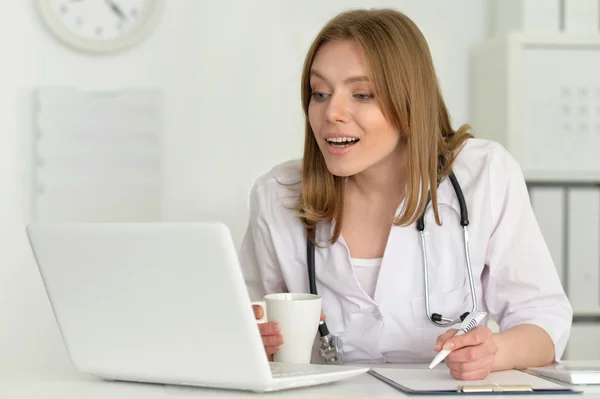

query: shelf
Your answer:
[524,171,600,184]
[573,308,600,317]
[573,309,600,323]
[472,32,600,53]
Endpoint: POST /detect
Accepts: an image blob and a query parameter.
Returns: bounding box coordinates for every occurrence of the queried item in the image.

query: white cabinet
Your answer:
[470,33,600,360]
[470,33,600,182]
[528,185,600,360]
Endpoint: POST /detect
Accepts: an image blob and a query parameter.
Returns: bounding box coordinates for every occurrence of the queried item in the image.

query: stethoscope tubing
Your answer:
[307,170,478,336]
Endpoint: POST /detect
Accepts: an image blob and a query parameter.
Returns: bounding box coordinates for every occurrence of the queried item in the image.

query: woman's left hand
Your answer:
[434,326,498,380]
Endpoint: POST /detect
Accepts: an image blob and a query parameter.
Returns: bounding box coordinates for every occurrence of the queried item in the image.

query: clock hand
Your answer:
[104,0,127,21]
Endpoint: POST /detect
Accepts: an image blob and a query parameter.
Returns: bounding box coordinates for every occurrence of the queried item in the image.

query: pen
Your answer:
[428,311,488,370]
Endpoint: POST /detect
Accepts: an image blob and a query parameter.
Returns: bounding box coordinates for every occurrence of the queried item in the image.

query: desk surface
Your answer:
[3,364,600,399]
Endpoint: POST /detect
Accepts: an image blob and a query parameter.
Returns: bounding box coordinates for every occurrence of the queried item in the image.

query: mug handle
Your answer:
[251,300,268,323]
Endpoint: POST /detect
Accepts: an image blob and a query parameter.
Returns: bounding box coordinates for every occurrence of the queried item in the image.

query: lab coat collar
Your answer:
[312,172,462,247]
[430,175,462,219]
[392,174,462,223]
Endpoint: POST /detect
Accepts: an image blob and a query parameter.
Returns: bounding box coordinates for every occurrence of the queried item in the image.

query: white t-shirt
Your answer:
[350,257,383,299]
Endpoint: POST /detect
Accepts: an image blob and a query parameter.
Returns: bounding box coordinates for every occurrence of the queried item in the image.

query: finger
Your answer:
[443,326,491,351]
[265,345,281,357]
[320,312,326,321]
[450,365,492,381]
[258,322,280,336]
[446,340,497,363]
[446,353,495,372]
[434,329,458,351]
[262,333,284,348]
[252,305,264,320]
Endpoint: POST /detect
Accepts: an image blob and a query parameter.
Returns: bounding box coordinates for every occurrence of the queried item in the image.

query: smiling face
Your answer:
[307,39,402,177]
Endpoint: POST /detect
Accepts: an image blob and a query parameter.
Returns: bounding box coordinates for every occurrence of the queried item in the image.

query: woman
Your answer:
[238,8,572,380]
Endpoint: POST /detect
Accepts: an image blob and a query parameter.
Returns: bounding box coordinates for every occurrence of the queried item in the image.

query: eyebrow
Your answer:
[310,69,369,84]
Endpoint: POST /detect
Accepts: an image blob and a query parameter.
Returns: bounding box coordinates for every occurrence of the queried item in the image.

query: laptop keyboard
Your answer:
[559,366,600,372]
[270,362,340,378]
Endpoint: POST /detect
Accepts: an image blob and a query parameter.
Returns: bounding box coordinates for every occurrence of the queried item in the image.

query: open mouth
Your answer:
[326,137,360,148]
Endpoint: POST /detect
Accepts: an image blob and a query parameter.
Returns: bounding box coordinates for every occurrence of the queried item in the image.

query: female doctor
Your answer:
[238,8,572,380]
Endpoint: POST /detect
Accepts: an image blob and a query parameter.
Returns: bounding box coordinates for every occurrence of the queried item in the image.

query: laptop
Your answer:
[26,222,369,392]
[528,362,600,385]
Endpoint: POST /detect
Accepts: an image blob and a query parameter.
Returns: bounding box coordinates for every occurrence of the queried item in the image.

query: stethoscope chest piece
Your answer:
[317,321,344,364]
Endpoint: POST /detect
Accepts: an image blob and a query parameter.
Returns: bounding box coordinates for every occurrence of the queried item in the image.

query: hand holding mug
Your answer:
[252,304,282,360]
[252,293,323,363]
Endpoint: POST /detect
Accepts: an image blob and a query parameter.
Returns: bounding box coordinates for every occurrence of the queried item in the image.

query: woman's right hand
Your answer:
[253,305,283,360]
[253,305,326,360]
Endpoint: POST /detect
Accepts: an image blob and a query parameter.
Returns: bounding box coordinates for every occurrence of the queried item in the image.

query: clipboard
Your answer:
[368,368,582,395]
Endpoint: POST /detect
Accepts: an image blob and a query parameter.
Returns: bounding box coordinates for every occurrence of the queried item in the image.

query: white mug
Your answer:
[252,293,322,364]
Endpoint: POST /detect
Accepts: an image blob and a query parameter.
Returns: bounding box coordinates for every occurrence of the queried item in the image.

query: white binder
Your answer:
[33,88,162,222]
[564,0,600,33]
[529,187,566,285]
[567,188,600,311]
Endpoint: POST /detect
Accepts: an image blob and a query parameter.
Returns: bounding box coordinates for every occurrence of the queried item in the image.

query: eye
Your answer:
[311,92,329,101]
[354,93,373,101]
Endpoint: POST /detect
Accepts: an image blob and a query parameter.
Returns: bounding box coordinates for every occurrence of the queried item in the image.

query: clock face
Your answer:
[37,0,163,53]
[51,0,151,41]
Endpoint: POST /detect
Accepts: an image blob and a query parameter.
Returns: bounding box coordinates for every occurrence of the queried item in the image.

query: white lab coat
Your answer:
[238,138,573,364]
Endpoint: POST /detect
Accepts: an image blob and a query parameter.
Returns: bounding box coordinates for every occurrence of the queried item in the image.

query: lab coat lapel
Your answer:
[371,176,461,311]
[312,221,370,311]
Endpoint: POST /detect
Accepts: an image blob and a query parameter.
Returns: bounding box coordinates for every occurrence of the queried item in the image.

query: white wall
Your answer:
[0,0,489,372]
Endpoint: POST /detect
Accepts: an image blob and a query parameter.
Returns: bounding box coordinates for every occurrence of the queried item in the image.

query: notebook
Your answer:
[368,368,581,394]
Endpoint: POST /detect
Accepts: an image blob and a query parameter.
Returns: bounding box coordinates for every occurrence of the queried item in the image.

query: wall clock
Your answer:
[37,0,164,53]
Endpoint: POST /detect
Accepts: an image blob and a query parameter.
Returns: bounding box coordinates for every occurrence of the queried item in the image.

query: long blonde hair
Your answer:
[297,8,472,244]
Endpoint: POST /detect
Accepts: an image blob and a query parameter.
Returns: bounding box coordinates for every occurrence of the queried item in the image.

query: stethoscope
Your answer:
[307,170,478,364]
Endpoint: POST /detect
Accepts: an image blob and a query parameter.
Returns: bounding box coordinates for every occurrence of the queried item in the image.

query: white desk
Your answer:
[3,364,600,399]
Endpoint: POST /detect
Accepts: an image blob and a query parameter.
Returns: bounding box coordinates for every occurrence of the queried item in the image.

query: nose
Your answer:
[325,93,350,124]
